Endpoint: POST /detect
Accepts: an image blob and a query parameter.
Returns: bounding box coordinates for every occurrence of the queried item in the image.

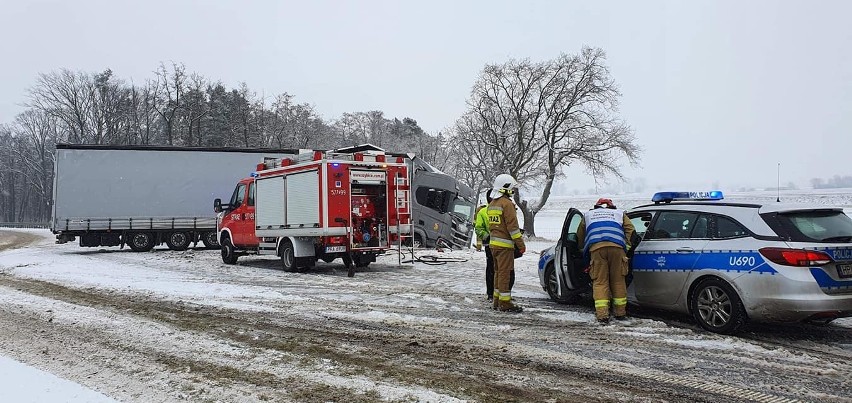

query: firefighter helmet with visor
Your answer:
[493,174,518,195]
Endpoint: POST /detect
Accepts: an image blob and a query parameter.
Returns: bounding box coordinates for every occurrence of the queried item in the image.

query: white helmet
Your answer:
[493,174,518,195]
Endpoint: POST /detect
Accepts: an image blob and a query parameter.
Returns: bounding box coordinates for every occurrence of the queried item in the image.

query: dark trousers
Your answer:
[485,246,514,298]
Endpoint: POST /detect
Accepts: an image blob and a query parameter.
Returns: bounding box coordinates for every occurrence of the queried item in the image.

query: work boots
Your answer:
[613,304,628,320]
[498,299,523,313]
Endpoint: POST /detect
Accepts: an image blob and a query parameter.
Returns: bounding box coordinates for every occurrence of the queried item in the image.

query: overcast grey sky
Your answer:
[2,0,850,191]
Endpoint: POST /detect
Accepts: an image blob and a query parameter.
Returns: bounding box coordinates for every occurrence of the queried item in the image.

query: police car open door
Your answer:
[555,208,590,297]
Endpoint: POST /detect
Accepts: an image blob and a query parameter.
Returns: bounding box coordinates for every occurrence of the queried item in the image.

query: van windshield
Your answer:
[774,210,852,243]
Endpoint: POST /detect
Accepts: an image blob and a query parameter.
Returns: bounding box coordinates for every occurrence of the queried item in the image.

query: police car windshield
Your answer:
[775,210,852,243]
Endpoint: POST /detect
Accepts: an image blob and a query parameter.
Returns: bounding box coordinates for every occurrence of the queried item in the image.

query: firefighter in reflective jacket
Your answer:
[475,189,514,301]
[487,174,526,312]
[474,204,486,252]
[576,198,635,324]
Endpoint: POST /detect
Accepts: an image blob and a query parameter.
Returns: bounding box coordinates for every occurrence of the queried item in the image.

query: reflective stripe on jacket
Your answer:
[487,195,525,250]
[581,208,627,255]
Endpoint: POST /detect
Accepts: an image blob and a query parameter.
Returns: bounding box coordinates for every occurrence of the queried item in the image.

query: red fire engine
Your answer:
[214,147,411,276]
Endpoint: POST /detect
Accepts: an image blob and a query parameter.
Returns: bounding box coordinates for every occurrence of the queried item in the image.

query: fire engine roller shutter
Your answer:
[286,170,320,226]
[255,175,286,228]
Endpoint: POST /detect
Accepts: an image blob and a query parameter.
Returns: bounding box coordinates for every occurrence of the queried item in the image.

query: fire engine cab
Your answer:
[214,147,411,277]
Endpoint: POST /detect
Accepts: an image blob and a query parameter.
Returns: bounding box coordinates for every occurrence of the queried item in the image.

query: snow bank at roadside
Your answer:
[0,354,116,403]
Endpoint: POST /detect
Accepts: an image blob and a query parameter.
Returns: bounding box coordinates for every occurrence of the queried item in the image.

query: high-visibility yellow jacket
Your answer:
[487,195,525,250]
[474,205,489,242]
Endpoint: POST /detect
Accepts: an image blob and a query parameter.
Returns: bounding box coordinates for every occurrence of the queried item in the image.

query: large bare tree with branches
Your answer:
[453,47,641,236]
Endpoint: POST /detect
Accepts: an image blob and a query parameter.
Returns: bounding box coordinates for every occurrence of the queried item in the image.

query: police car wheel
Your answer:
[544,263,579,304]
[690,277,747,334]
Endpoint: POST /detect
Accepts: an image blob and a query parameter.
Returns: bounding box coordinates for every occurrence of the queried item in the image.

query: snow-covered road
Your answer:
[1,229,850,402]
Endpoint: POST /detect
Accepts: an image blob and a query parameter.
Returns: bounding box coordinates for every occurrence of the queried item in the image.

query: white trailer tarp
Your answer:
[52,147,292,231]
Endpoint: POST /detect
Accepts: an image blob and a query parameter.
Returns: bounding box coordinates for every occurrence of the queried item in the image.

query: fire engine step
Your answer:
[258,242,278,255]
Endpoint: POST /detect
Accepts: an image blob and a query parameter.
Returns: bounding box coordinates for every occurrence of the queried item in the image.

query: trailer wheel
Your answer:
[280,239,298,272]
[221,236,238,265]
[127,232,155,252]
[201,232,219,249]
[166,231,191,251]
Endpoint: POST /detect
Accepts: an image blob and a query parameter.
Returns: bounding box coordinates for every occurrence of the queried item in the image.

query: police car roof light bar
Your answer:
[652,191,724,204]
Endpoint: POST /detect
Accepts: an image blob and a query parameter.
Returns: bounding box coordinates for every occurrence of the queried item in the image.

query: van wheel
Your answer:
[201,232,219,249]
[166,231,191,251]
[127,232,155,252]
[690,277,747,334]
[221,236,238,265]
[353,254,371,268]
[281,239,298,272]
[544,263,580,304]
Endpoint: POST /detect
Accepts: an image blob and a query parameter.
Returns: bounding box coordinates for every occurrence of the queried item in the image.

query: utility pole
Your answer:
[777,163,781,202]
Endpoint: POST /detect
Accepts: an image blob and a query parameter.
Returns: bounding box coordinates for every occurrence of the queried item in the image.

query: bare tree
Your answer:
[453,47,641,236]
[26,69,94,143]
[153,62,186,145]
[181,73,209,146]
[14,110,57,221]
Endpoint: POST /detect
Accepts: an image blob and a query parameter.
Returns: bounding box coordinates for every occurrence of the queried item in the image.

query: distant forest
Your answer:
[0,63,455,223]
[811,175,852,189]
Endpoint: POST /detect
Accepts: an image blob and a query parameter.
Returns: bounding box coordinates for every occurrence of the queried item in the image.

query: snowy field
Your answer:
[1,223,851,402]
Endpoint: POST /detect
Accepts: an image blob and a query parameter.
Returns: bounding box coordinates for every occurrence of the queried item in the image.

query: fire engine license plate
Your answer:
[838,264,852,279]
[325,246,347,253]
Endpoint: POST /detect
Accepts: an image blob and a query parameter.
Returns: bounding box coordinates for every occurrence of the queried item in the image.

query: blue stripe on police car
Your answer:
[632,250,776,274]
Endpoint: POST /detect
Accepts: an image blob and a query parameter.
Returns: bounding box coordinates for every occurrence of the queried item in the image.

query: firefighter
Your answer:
[576,198,635,324]
[487,174,525,312]
[474,202,485,252]
[475,189,515,301]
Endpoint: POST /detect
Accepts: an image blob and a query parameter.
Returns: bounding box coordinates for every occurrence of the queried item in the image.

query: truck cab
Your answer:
[409,159,476,249]
[216,177,258,250]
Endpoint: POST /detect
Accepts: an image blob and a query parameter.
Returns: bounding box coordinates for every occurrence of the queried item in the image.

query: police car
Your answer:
[537,191,852,334]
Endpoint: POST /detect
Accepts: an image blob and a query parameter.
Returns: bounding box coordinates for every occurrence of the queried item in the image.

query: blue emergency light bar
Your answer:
[652,191,724,203]
[250,172,259,178]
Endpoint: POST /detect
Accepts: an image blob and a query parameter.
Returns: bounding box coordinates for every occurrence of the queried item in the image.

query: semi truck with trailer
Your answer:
[215,147,411,276]
[51,144,295,251]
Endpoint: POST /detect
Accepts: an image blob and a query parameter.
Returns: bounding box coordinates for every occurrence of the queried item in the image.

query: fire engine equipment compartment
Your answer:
[350,182,387,248]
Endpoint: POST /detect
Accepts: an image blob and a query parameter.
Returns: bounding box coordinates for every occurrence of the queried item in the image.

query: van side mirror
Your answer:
[214,198,222,213]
